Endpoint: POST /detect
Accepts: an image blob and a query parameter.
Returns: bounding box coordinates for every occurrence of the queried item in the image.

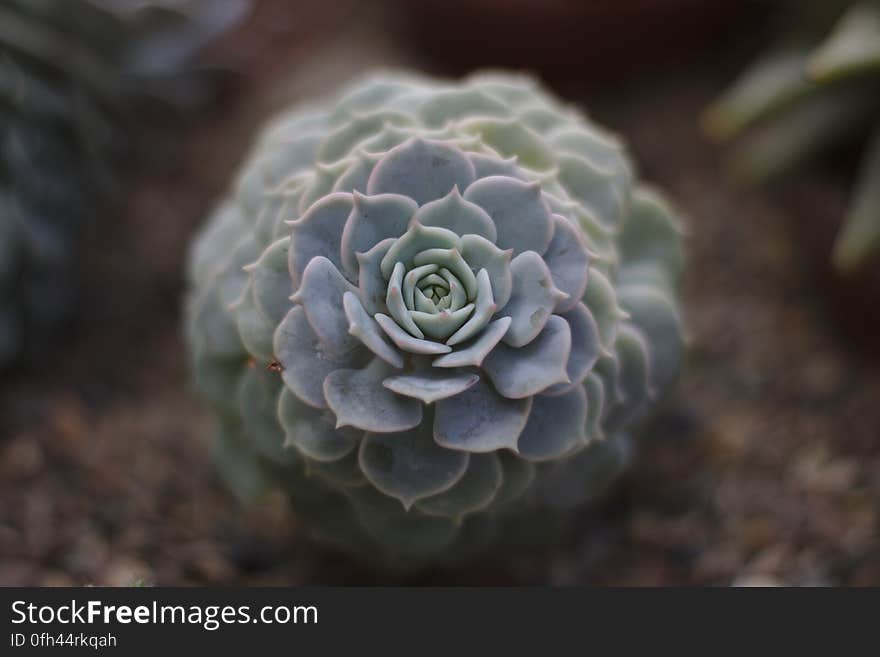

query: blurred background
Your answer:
[0,0,877,586]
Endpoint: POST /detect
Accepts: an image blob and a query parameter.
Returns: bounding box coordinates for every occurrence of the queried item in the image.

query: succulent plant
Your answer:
[703,1,880,271]
[0,0,250,368]
[186,71,685,566]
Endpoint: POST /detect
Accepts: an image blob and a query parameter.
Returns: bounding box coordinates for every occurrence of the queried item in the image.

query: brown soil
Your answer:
[0,13,877,586]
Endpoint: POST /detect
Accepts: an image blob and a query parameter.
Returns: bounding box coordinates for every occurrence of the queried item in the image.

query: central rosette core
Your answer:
[375,222,496,351]
[387,249,477,342]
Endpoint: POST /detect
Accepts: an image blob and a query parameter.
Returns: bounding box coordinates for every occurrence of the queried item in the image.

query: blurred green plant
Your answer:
[0,0,249,368]
[703,1,880,272]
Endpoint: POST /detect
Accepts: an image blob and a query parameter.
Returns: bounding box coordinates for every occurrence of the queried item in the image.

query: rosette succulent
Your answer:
[0,0,250,367]
[187,71,685,565]
[703,1,880,271]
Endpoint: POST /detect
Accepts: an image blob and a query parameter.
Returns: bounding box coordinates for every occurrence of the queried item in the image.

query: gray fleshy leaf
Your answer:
[188,201,246,284]
[288,192,353,286]
[348,485,458,558]
[252,192,287,246]
[405,264,443,308]
[445,268,495,345]
[343,291,403,368]
[458,118,555,170]
[272,189,308,241]
[544,215,590,313]
[419,87,512,127]
[385,261,426,338]
[433,316,511,368]
[501,251,568,347]
[274,306,365,409]
[459,234,513,309]
[604,324,653,432]
[332,151,381,193]
[357,123,417,156]
[491,450,536,506]
[191,351,246,413]
[413,287,439,313]
[572,204,617,265]
[380,221,459,279]
[291,256,360,355]
[284,472,372,551]
[331,75,425,116]
[463,175,553,255]
[543,302,601,396]
[234,284,275,362]
[416,454,503,521]
[212,420,275,504]
[317,110,414,164]
[468,153,526,180]
[618,284,682,392]
[434,378,532,452]
[238,366,292,464]
[248,236,292,324]
[582,266,625,353]
[465,72,541,104]
[547,125,631,181]
[278,387,360,462]
[356,238,394,315]
[187,286,243,361]
[233,164,266,215]
[410,304,474,341]
[412,187,496,242]
[324,358,423,432]
[359,418,469,509]
[383,371,479,404]
[594,351,624,406]
[308,448,367,488]
[483,314,572,398]
[517,387,588,461]
[340,192,417,277]
[367,137,476,205]
[297,160,353,215]
[583,372,606,440]
[557,153,627,229]
[618,187,685,285]
[412,248,477,299]
[533,435,629,511]
[375,313,453,355]
[518,103,575,134]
